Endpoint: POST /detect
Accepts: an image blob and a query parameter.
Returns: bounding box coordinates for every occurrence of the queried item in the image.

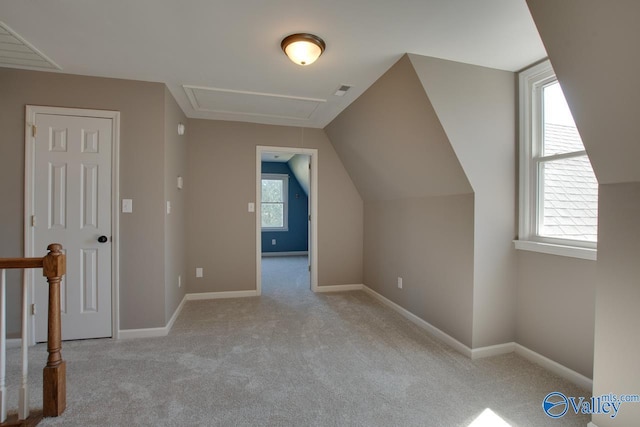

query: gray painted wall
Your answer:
[516,252,596,378]
[364,196,475,346]
[527,2,640,422]
[325,54,472,201]
[0,68,168,331]
[326,54,475,347]
[164,87,188,323]
[409,54,518,348]
[593,183,640,426]
[185,121,363,293]
[527,0,640,185]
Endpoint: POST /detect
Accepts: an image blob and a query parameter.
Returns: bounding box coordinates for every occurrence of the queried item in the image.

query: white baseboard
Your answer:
[118,327,168,340]
[360,285,592,391]
[515,343,593,391]
[117,289,257,339]
[261,251,308,257]
[7,338,22,349]
[185,290,259,300]
[166,294,187,331]
[362,285,473,358]
[119,293,187,339]
[587,422,599,427]
[470,342,516,359]
[315,284,364,293]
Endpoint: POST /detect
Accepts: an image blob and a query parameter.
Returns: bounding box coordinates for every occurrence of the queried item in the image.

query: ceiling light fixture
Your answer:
[281,33,326,66]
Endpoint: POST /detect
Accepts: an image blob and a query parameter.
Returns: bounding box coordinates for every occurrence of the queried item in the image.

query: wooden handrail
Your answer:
[0,258,43,270]
[0,243,66,420]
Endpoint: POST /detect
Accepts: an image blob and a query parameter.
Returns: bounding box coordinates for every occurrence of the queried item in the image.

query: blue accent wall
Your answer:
[261,162,308,253]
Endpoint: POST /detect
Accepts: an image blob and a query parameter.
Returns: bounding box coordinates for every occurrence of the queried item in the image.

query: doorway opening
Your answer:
[256,146,318,295]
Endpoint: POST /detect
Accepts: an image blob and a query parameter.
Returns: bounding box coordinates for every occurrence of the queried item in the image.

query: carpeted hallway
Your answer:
[6,256,590,426]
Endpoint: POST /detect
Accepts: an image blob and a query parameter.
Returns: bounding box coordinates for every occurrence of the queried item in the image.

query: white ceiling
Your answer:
[0,0,546,128]
[261,152,295,163]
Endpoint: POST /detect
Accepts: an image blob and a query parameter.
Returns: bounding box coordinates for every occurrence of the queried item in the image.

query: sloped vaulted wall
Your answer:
[527,1,640,425]
[325,55,472,201]
[408,55,518,348]
[326,53,520,350]
[326,54,475,347]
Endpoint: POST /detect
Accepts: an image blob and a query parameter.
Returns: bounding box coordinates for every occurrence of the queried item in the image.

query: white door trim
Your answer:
[256,146,318,294]
[24,105,121,344]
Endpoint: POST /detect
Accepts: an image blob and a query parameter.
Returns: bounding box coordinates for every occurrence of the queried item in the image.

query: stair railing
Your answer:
[0,243,66,423]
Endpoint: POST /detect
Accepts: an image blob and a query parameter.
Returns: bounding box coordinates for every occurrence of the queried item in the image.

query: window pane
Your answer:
[539,155,598,242]
[262,179,283,202]
[543,82,585,156]
[262,203,283,228]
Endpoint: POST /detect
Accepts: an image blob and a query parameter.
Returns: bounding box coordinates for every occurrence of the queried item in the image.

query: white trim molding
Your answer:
[587,422,599,427]
[360,286,592,391]
[315,284,363,293]
[517,61,598,259]
[6,339,22,349]
[119,289,261,339]
[514,344,592,391]
[261,251,308,257]
[514,239,597,260]
[362,285,473,358]
[470,342,516,359]
[119,293,187,340]
[256,145,318,295]
[118,327,168,340]
[166,294,187,331]
[185,290,259,300]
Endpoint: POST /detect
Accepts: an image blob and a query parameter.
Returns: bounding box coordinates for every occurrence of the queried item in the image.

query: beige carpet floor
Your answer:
[5,256,591,426]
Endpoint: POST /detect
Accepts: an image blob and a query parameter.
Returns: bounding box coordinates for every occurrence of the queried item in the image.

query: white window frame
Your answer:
[261,173,289,232]
[515,60,597,261]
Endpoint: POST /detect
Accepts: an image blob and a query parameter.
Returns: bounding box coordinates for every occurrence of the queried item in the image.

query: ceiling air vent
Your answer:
[333,85,352,97]
[0,21,61,71]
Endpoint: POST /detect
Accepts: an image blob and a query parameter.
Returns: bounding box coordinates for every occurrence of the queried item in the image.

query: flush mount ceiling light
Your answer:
[281,33,326,66]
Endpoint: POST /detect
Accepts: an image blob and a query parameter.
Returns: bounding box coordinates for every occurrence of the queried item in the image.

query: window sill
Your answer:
[513,240,597,261]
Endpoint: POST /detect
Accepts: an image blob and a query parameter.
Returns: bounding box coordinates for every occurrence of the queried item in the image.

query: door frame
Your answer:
[256,146,318,294]
[24,105,121,344]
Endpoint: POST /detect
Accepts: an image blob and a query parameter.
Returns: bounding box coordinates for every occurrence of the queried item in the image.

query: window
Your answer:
[261,174,288,231]
[516,60,598,259]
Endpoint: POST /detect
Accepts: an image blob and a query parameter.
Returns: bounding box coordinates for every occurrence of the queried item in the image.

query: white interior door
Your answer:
[32,112,113,341]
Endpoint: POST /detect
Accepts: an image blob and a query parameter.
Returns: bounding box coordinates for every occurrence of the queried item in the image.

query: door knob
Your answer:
[97,235,108,243]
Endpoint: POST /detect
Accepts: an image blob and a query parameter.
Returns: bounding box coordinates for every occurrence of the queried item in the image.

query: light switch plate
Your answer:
[166,201,171,214]
[196,268,203,278]
[248,202,255,212]
[122,199,133,213]
[177,176,183,189]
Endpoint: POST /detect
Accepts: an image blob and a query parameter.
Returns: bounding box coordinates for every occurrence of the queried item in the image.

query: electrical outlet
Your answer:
[196,268,203,278]
[272,239,276,245]
[178,275,182,288]
[397,277,403,289]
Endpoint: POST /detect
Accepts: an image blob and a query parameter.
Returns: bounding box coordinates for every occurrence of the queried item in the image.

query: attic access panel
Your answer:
[184,85,325,121]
